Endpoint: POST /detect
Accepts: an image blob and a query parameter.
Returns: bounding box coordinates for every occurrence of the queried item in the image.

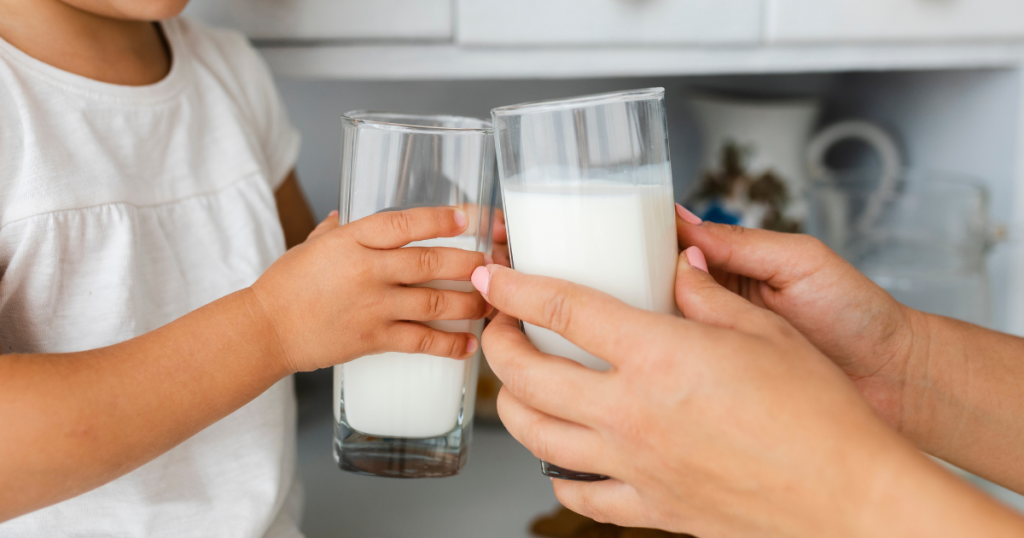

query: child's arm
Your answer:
[0,207,487,522]
[275,170,317,249]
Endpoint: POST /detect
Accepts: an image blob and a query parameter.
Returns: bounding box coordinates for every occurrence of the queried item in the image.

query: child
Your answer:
[0,0,488,535]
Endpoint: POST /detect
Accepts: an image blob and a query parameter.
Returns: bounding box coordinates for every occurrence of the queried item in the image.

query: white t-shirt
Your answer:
[0,17,304,538]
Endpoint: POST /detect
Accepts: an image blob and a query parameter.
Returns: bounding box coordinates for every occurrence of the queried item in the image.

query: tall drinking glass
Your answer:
[334,111,497,478]
[492,88,678,481]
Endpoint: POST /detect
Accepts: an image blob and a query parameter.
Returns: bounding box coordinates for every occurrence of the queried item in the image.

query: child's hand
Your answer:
[250,207,490,373]
[674,206,916,432]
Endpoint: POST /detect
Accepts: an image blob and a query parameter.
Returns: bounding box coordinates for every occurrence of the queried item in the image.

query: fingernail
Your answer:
[453,210,468,229]
[484,254,494,265]
[328,210,339,217]
[466,337,478,355]
[684,246,709,273]
[471,266,491,297]
[675,203,703,225]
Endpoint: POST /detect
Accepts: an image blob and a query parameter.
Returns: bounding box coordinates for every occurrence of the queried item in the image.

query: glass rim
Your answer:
[342,111,494,134]
[491,87,665,117]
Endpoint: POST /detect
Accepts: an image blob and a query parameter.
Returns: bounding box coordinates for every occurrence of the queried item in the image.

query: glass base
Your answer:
[334,420,469,479]
[540,460,610,482]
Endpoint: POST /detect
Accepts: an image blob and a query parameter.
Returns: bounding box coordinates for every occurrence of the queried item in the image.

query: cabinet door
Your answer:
[457,0,762,45]
[183,0,452,41]
[768,0,1024,43]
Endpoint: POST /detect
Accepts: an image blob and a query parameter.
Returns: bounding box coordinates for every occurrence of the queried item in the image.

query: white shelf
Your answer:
[260,42,1024,80]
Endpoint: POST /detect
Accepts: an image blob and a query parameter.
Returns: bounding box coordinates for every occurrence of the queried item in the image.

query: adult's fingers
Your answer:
[347,207,468,250]
[390,287,489,322]
[552,479,653,529]
[383,322,478,360]
[675,207,836,289]
[471,265,669,368]
[483,313,609,427]
[496,388,612,477]
[676,246,780,336]
[307,210,339,242]
[379,247,489,284]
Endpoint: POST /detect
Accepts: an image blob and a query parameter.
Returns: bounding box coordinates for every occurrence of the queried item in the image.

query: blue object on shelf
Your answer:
[701,203,742,225]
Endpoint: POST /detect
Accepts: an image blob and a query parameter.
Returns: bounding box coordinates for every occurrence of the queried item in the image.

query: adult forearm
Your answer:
[858,443,1024,538]
[0,288,289,522]
[899,309,1024,492]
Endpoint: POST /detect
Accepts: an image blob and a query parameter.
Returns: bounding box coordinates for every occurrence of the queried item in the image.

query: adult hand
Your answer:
[674,205,917,433]
[676,206,1024,494]
[475,255,1022,537]
[252,206,489,373]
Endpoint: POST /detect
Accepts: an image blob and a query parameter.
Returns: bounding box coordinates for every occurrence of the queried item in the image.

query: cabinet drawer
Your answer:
[457,0,762,45]
[184,0,452,41]
[768,0,1024,43]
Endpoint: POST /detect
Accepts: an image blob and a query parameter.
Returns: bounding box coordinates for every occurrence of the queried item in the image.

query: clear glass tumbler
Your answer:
[807,168,999,327]
[334,111,497,478]
[492,88,679,481]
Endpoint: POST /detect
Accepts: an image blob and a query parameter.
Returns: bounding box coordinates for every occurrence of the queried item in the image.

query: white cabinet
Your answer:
[767,0,1024,43]
[457,0,762,45]
[183,0,452,41]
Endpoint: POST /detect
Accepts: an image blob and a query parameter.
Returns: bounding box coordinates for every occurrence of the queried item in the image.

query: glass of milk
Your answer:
[491,88,678,481]
[334,111,497,478]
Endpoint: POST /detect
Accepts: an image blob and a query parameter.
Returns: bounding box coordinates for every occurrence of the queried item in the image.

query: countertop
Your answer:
[297,410,559,538]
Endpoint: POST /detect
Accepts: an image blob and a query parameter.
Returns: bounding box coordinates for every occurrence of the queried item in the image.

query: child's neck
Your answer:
[0,0,171,86]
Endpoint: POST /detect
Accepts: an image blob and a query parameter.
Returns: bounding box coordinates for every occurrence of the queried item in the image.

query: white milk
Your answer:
[502,180,678,370]
[334,236,484,439]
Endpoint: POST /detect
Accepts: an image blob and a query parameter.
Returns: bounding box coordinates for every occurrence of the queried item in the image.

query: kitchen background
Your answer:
[185,1,1024,536]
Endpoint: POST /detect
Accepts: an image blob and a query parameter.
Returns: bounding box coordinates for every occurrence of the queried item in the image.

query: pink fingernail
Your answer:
[466,337,478,355]
[675,203,703,225]
[684,246,709,273]
[453,210,468,229]
[484,254,494,265]
[328,210,339,217]
[471,266,491,297]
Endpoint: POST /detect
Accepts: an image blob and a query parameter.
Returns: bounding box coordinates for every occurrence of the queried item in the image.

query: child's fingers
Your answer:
[385,322,479,360]
[307,210,339,242]
[348,207,468,250]
[380,247,489,284]
[391,288,489,322]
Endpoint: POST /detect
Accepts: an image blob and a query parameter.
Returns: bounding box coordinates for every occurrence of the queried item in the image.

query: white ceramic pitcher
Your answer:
[688,94,902,232]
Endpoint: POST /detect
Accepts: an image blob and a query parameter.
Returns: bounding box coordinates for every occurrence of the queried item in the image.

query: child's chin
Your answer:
[69,0,191,21]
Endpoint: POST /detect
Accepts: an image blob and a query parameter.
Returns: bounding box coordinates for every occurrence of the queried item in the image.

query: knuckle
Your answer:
[449,334,464,358]
[796,233,826,253]
[524,419,552,461]
[416,329,438,355]
[603,404,643,440]
[418,248,443,277]
[425,289,447,318]
[388,211,413,238]
[502,358,534,402]
[542,291,574,334]
[715,222,748,239]
[481,323,500,352]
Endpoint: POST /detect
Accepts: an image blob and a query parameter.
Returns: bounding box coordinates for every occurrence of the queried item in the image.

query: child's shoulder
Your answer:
[168,17,281,120]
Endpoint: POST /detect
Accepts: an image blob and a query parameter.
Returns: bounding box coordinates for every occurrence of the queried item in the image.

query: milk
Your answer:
[334,236,483,439]
[502,180,678,370]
